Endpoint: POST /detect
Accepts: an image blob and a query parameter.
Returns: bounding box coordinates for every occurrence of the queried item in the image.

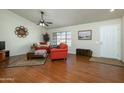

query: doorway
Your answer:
[100,24,120,59]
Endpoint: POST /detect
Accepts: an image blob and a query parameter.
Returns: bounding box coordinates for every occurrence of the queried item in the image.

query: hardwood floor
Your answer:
[0,54,124,83]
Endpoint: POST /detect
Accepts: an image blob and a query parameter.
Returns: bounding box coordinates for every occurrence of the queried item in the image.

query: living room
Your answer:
[0,9,124,83]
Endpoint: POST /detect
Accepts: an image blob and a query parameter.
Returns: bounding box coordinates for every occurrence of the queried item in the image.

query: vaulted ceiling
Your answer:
[9,9,124,28]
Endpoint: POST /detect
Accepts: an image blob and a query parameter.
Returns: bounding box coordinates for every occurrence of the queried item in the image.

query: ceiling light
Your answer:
[110,9,115,12]
[39,23,45,27]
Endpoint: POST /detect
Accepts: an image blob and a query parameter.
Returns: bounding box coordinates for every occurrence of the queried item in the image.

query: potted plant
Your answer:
[42,32,50,42]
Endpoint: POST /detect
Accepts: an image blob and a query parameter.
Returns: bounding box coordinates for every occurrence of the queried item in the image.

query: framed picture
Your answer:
[78,30,92,40]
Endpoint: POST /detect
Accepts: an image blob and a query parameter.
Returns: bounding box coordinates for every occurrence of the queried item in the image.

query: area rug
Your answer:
[7,55,47,68]
[89,57,124,67]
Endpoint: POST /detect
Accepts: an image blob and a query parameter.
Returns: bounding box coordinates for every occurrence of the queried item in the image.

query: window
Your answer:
[52,31,71,46]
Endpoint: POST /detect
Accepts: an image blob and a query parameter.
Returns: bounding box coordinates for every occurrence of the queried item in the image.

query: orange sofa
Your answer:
[49,43,68,60]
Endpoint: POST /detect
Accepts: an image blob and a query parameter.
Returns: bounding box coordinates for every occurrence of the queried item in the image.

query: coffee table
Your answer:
[27,50,47,60]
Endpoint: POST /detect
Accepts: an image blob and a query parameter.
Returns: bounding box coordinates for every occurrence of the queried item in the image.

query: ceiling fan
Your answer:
[38,11,53,27]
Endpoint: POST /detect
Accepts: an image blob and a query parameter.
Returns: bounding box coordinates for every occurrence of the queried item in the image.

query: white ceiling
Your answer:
[9,9,124,29]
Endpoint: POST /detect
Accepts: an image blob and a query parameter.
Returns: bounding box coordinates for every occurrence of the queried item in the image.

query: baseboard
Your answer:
[68,52,76,54]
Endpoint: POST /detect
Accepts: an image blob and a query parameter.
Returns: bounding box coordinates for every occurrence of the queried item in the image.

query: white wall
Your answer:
[122,15,124,62]
[48,19,121,57]
[0,10,43,56]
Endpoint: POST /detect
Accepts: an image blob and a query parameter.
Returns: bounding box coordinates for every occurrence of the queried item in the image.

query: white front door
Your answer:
[100,25,120,59]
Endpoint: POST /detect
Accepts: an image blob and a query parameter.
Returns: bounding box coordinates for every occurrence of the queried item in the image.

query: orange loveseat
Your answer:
[49,43,68,60]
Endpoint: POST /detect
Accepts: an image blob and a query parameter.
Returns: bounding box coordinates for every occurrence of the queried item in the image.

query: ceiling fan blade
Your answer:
[46,22,53,24]
[44,22,49,26]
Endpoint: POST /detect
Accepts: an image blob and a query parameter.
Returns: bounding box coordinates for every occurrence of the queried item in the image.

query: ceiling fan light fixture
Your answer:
[42,23,45,27]
[39,23,45,27]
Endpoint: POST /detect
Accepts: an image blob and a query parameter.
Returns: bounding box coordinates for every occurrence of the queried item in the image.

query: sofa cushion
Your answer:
[35,50,47,57]
[59,43,68,49]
